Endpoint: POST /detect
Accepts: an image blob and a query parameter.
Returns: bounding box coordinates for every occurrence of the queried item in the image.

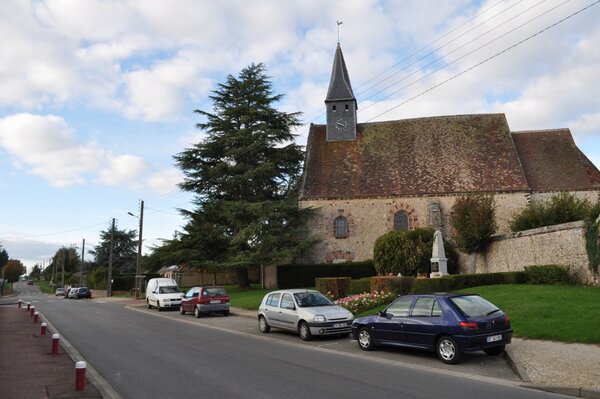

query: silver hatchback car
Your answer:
[257,289,354,341]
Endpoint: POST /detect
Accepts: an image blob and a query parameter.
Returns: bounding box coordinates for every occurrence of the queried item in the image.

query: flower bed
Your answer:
[334,291,396,315]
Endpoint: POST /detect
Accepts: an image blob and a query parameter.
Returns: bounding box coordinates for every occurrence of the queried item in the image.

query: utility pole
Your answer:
[107,218,115,297]
[61,249,65,288]
[80,238,85,285]
[129,200,144,299]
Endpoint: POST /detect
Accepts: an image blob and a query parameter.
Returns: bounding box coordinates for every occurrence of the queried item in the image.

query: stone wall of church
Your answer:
[470,221,596,284]
[299,192,530,264]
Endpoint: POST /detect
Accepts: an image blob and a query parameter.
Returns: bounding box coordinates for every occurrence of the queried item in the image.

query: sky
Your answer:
[1,0,600,271]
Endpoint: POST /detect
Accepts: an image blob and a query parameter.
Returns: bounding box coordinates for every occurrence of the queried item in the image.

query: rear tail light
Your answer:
[503,315,510,325]
[459,321,479,331]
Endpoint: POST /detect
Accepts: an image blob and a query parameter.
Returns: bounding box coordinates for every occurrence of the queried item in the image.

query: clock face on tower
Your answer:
[335,118,348,130]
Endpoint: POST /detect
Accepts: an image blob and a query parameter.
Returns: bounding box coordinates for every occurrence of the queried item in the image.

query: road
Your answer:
[12,282,569,399]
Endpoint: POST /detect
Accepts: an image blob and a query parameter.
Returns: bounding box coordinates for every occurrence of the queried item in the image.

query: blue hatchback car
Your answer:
[351,293,512,364]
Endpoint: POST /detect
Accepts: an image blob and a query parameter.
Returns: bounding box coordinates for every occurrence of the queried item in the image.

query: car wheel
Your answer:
[437,335,462,364]
[298,321,312,341]
[179,306,185,315]
[146,300,152,309]
[484,345,505,356]
[157,301,162,312]
[357,327,374,351]
[258,316,270,333]
[194,306,201,318]
[222,310,230,317]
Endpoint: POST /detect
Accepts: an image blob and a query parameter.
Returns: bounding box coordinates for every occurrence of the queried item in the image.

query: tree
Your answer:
[29,264,42,280]
[49,247,80,285]
[450,194,497,273]
[4,259,26,283]
[0,245,8,277]
[174,63,315,287]
[89,224,138,274]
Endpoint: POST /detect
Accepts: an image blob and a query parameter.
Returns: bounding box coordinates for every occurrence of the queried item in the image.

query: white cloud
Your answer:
[97,153,148,186]
[146,169,183,195]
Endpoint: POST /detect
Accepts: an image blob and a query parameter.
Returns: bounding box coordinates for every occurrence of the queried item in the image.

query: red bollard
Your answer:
[30,306,35,317]
[40,322,47,336]
[27,302,31,311]
[75,361,86,391]
[33,311,39,323]
[52,334,60,354]
[18,300,22,308]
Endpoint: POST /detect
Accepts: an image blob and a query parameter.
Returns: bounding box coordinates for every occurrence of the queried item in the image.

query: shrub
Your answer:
[510,192,599,232]
[350,277,371,295]
[524,265,574,285]
[370,276,415,295]
[315,277,351,299]
[277,261,375,289]
[335,291,396,315]
[450,194,497,254]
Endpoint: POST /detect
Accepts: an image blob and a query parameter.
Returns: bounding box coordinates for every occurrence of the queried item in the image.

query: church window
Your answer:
[334,216,348,238]
[394,211,409,231]
[345,104,349,111]
[332,105,337,112]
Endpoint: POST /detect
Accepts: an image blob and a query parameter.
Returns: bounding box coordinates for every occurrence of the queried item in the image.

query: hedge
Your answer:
[277,261,376,289]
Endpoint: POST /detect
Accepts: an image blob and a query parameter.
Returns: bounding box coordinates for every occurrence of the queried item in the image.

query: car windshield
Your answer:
[203,287,226,297]
[158,286,180,294]
[294,292,333,307]
[449,295,500,318]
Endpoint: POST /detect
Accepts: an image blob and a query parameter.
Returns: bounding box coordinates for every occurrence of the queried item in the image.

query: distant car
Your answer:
[257,289,354,341]
[55,288,65,296]
[27,280,33,285]
[67,287,79,299]
[73,287,91,299]
[351,293,512,364]
[180,286,230,317]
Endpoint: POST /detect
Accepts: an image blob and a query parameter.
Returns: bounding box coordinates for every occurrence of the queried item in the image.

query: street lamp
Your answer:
[128,200,144,299]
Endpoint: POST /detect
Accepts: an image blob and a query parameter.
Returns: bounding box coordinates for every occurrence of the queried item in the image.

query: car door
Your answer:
[277,293,298,331]
[181,288,197,312]
[262,293,282,327]
[402,297,443,349]
[371,296,414,343]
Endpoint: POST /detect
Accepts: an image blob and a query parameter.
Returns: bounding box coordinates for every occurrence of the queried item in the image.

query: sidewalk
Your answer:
[0,301,101,399]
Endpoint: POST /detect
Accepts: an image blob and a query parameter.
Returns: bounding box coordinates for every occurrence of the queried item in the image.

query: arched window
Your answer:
[334,216,348,238]
[394,211,409,231]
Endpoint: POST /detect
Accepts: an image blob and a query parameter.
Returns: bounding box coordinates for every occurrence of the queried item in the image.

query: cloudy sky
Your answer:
[1,0,599,270]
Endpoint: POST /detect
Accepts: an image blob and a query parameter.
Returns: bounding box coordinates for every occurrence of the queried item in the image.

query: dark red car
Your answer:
[180,286,230,317]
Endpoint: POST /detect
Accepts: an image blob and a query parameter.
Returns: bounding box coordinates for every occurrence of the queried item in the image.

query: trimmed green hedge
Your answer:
[523,265,574,285]
[350,277,371,295]
[277,261,376,289]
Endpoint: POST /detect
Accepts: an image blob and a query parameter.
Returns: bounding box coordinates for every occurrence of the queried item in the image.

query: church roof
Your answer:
[512,129,600,191]
[325,44,356,104]
[299,113,600,200]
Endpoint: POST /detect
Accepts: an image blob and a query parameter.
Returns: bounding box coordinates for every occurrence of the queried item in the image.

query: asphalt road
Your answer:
[12,282,571,399]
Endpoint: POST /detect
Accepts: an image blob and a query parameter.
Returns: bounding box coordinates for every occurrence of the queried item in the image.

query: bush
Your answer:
[373,228,459,277]
[450,194,497,253]
[510,192,599,232]
[350,278,371,295]
[524,265,574,285]
[403,272,527,294]
[277,261,376,289]
[370,276,416,296]
[315,277,351,299]
[335,291,397,315]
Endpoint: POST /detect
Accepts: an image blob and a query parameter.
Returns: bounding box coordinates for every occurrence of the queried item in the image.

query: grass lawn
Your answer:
[222,284,270,310]
[36,280,53,294]
[458,284,600,344]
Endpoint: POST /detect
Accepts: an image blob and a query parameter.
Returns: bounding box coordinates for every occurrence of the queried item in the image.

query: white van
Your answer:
[145,278,184,311]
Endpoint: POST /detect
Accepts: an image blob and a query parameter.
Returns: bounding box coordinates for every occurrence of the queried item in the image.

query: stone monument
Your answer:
[430,229,448,278]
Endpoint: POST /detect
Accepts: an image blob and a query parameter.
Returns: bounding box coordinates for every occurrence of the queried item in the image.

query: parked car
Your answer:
[67,287,79,299]
[27,280,33,285]
[351,293,512,364]
[258,289,354,341]
[73,287,91,299]
[55,287,65,296]
[145,278,183,311]
[180,286,230,317]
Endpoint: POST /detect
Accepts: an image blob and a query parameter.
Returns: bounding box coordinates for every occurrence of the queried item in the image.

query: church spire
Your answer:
[325,43,357,141]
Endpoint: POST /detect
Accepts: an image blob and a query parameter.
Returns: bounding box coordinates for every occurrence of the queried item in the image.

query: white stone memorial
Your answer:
[430,229,448,278]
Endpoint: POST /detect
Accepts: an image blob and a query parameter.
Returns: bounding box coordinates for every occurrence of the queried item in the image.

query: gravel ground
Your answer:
[510,337,600,389]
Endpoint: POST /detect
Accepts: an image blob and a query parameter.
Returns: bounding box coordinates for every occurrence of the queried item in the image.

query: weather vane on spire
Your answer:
[337,20,343,44]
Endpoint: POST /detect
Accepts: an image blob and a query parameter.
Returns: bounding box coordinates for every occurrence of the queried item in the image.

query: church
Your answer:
[298,44,600,266]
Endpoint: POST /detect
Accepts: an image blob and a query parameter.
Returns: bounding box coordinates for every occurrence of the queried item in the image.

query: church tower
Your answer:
[325,44,357,141]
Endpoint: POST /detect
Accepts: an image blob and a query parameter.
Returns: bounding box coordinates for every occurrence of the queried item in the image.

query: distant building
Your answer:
[298,44,600,266]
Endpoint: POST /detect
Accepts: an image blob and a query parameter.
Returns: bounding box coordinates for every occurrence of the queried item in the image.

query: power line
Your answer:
[366,0,600,122]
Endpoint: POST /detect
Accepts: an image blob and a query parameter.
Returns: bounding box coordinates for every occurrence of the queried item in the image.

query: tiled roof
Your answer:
[512,129,600,191]
[300,113,532,200]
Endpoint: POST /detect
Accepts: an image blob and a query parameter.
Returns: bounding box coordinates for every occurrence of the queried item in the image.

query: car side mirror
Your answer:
[378,310,386,317]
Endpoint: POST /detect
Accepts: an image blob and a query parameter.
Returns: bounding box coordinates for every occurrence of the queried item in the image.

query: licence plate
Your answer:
[210,300,221,304]
[487,334,502,343]
[333,323,347,328]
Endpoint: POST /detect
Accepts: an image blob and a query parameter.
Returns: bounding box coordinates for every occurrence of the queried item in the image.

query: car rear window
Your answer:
[202,287,226,297]
[449,295,499,318]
